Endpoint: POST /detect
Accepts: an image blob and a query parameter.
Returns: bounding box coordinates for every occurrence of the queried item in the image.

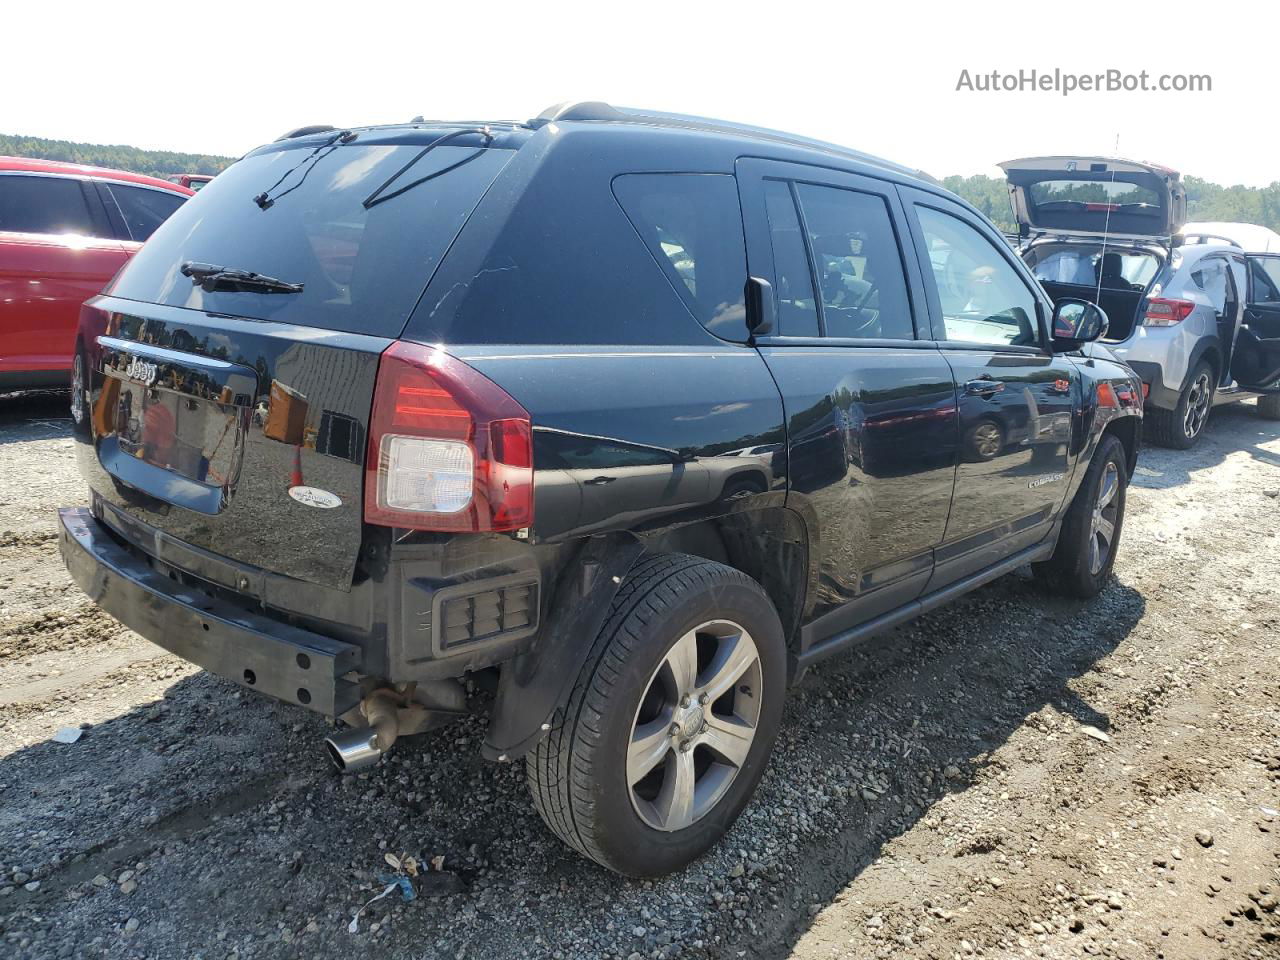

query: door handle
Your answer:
[584,475,616,485]
[965,378,1005,396]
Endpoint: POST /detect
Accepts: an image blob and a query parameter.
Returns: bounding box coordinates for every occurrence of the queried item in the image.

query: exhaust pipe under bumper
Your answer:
[324,689,409,773]
[325,726,385,772]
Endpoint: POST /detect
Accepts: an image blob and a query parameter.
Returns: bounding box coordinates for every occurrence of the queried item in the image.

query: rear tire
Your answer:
[1034,434,1128,598]
[526,553,786,877]
[1258,394,1280,421]
[1146,360,1215,449]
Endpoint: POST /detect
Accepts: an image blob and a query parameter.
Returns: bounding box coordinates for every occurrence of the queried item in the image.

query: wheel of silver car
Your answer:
[1183,370,1212,440]
[70,350,86,426]
[527,553,786,877]
[1088,460,1120,575]
[1147,360,1216,449]
[627,620,762,832]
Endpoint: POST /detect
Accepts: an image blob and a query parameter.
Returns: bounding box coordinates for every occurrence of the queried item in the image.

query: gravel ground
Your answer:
[1,387,1277,960]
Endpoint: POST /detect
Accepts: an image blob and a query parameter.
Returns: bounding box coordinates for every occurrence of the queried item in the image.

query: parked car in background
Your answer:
[60,104,1141,877]
[0,157,191,391]
[1002,156,1280,446]
[166,173,214,191]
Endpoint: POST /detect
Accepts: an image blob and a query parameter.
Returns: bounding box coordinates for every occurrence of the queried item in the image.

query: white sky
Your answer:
[6,0,1273,186]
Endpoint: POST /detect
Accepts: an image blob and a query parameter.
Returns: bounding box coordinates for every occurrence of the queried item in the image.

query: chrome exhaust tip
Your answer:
[324,726,384,773]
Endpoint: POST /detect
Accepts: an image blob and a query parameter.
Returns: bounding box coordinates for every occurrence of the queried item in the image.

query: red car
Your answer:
[166,173,214,191]
[0,157,192,390]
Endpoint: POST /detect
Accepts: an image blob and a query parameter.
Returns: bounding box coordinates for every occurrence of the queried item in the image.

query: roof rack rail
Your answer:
[275,125,337,141]
[526,100,936,184]
[528,101,627,127]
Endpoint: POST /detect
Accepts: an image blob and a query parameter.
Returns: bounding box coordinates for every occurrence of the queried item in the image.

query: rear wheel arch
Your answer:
[484,506,812,760]
[1188,338,1221,386]
[642,504,812,662]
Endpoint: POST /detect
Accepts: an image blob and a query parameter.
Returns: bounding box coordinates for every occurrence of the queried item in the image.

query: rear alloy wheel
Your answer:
[627,620,763,832]
[1034,434,1128,598]
[1147,360,1215,449]
[527,553,785,877]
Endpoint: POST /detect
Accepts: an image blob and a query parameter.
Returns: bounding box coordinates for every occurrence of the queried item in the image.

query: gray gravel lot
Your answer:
[1,388,1277,960]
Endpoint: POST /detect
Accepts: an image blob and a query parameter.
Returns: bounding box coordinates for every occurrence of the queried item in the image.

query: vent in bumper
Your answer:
[440,581,538,649]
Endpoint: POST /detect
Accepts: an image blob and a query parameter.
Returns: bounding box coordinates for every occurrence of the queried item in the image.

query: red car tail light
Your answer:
[364,342,533,533]
[1142,298,1195,327]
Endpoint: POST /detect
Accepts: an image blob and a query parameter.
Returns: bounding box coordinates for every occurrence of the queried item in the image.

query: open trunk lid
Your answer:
[999,156,1186,240]
[74,126,518,590]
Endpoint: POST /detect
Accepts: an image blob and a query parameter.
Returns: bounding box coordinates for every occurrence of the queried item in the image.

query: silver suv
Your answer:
[1001,156,1280,447]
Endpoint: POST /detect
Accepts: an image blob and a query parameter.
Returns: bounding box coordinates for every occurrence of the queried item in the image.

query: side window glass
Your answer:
[1250,258,1280,303]
[613,174,748,340]
[105,184,187,242]
[794,183,914,339]
[1190,259,1229,314]
[761,180,819,337]
[0,175,96,236]
[916,206,1040,347]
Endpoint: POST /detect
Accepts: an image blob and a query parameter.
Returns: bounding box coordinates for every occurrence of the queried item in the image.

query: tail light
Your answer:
[364,342,533,533]
[1143,298,1195,327]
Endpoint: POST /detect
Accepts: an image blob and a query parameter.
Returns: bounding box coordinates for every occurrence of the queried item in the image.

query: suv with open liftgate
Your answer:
[59,103,1142,877]
[1001,157,1280,447]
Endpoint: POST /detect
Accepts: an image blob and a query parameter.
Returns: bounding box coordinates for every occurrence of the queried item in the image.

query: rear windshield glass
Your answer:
[1028,180,1162,220]
[1024,243,1161,291]
[108,140,513,338]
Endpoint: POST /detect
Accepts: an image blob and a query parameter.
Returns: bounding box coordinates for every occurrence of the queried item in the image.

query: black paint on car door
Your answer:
[1232,255,1280,390]
[736,159,959,650]
[899,186,1081,588]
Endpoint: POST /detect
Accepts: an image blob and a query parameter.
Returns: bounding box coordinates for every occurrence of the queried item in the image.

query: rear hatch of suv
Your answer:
[999,156,1186,240]
[77,126,519,591]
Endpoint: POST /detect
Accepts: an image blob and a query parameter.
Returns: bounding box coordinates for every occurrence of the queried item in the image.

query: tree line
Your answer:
[0,133,233,179]
[4,132,1278,232]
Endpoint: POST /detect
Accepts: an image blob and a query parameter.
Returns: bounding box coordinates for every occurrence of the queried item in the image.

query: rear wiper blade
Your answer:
[181,261,304,294]
[362,126,494,209]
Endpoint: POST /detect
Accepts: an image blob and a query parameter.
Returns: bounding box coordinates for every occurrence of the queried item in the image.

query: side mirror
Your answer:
[745,276,774,337]
[1051,298,1108,350]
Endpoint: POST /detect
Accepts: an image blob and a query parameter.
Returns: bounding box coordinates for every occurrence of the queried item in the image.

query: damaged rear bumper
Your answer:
[57,506,361,716]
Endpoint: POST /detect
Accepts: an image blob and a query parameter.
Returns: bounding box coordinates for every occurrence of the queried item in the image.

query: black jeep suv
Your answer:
[59,102,1142,877]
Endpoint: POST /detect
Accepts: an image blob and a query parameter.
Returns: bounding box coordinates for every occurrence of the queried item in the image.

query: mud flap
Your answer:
[481,535,646,761]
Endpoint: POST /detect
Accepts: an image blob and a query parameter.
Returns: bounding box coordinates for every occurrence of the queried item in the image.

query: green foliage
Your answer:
[0,133,234,179]
[943,172,1280,235]
[941,174,1017,232]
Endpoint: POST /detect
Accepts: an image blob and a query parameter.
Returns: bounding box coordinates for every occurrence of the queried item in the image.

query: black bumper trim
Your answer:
[1124,360,1180,409]
[58,507,361,716]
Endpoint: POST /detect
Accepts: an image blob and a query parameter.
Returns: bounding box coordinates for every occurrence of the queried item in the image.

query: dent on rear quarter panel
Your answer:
[453,344,788,543]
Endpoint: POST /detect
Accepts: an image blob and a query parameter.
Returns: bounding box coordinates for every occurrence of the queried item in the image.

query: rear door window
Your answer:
[761,179,819,337]
[793,183,914,340]
[104,183,187,242]
[0,174,97,236]
[108,138,514,338]
[613,173,748,340]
